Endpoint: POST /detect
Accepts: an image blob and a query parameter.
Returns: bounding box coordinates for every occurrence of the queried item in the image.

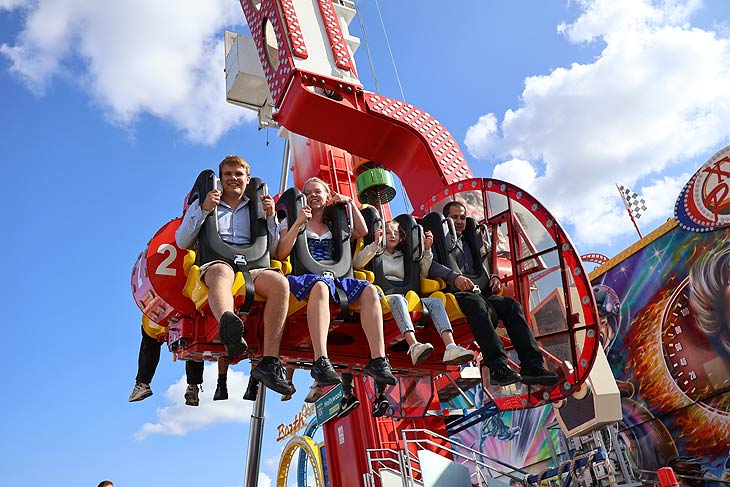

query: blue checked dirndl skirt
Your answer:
[287,274,371,303]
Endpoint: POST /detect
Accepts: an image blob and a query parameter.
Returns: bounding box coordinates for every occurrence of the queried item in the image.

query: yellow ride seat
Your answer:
[353,269,375,282]
[182,250,289,310]
[420,277,444,295]
[377,287,424,321]
[142,315,168,340]
[428,290,466,322]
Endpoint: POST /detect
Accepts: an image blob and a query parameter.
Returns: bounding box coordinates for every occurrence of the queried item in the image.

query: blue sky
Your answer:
[2,1,729,486]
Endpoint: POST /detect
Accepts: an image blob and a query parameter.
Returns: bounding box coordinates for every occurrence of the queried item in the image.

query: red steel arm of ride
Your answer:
[238,0,472,212]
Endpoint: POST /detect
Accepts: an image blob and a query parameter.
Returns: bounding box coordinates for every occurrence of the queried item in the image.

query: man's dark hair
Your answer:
[442,200,467,217]
[98,481,113,487]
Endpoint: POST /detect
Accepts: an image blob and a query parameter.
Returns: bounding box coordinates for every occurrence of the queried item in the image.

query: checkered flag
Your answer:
[617,184,647,220]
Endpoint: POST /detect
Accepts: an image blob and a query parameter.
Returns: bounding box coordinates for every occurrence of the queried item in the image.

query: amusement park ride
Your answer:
[132,1,730,486]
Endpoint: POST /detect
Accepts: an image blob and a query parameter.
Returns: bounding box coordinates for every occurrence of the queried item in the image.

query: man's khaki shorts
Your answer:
[199,260,282,284]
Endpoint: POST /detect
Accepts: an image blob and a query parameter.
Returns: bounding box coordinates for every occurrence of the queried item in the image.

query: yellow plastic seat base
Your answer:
[142,315,168,340]
[429,291,466,322]
[181,250,292,310]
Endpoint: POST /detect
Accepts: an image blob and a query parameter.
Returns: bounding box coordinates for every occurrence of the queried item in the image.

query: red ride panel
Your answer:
[131,218,194,326]
[323,378,449,486]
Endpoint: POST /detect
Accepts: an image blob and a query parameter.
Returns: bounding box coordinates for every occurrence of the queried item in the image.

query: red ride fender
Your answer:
[131,218,194,326]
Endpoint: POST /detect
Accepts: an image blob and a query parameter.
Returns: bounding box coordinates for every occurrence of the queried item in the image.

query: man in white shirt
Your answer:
[175,155,292,398]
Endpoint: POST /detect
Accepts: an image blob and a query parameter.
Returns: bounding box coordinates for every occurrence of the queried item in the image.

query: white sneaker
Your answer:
[442,345,475,365]
[408,342,434,365]
[128,382,152,402]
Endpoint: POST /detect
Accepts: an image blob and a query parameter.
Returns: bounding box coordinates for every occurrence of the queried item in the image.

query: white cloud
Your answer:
[464,114,499,159]
[258,473,272,487]
[264,454,281,472]
[568,174,688,245]
[134,362,252,440]
[225,475,271,487]
[491,158,537,190]
[464,0,730,246]
[0,0,255,143]
[557,0,702,44]
[0,0,31,10]
[287,475,315,487]
[637,173,687,221]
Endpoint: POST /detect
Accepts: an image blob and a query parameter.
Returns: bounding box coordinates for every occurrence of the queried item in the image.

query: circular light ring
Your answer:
[674,145,730,231]
[277,435,325,487]
[421,177,600,408]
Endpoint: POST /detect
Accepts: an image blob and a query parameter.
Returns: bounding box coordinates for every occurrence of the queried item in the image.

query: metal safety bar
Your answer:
[400,428,528,486]
[365,447,410,487]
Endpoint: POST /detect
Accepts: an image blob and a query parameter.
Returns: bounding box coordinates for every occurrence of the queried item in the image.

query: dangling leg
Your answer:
[386,294,433,365]
[358,285,397,386]
[421,297,474,365]
[308,281,340,386]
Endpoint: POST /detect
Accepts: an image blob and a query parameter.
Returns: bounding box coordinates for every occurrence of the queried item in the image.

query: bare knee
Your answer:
[255,270,289,299]
[360,285,381,309]
[309,280,329,300]
[203,263,234,287]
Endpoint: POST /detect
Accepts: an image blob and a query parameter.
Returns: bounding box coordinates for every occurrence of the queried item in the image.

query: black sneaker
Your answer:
[363,357,397,386]
[218,311,247,359]
[341,372,354,396]
[489,363,522,386]
[242,377,259,401]
[251,359,294,395]
[337,394,361,419]
[184,384,200,406]
[214,382,228,401]
[372,395,389,417]
[311,357,342,386]
[521,363,559,386]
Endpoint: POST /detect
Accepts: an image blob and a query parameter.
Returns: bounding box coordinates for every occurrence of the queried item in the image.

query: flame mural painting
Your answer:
[450,148,730,485]
[594,220,730,485]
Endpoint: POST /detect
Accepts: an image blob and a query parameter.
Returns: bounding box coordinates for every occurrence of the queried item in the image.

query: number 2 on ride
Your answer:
[155,243,178,276]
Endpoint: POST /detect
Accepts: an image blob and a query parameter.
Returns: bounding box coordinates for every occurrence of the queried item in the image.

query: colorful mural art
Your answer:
[450,388,559,476]
[450,219,730,485]
[591,221,730,486]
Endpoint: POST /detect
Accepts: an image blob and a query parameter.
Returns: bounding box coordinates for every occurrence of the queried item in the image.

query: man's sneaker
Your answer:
[442,345,476,365]
[184,384,200,406]
[304,383,323,403]
[363,357,397,386]
[242,377,259,401]
[520,363,559,386]
[280,381,296,402]
[214,382,228,401]
[218,311,247,359]
[128,382,152,402]
[489,363,521,386]
[311,357,341,386]
[337,394,361,419]
[341,372,354,397]
[408,342,434,365]
[251,359,293,395]
[372,395,389,417]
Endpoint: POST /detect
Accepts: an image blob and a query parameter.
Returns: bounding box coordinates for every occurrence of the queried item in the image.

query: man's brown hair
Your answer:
[218,155,251,177]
